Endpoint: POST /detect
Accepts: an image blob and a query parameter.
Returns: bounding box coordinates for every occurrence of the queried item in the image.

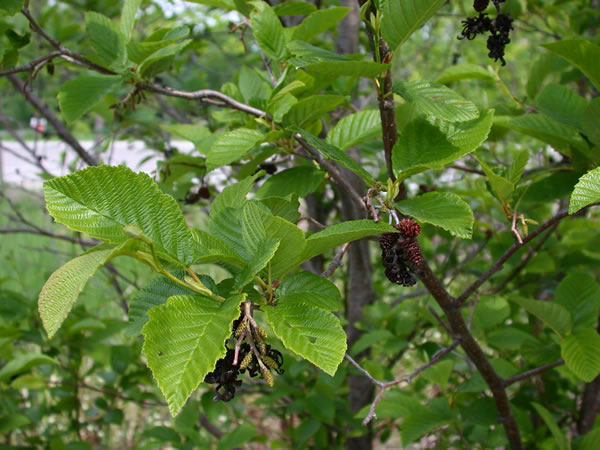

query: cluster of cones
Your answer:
[380,219,424,287]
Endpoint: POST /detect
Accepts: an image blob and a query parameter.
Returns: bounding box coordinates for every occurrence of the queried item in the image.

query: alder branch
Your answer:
[7,74,100,166]
[503,360,564,387]
[457,207,577,304]
[321,242,351,278]
[346,340,460,426]
[0,227,96,246]
[20,7,116,76]
[0,51,62,77]
[138,82,269,118]
[491,223,559,295]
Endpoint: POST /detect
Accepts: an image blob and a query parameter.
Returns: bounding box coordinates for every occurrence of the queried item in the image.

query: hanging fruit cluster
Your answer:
[458,0,514,65]
[380,219,424,287]
[204,303,284,402]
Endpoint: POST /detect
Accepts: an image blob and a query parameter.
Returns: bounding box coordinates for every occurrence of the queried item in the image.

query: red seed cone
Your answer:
[395,219,421,238]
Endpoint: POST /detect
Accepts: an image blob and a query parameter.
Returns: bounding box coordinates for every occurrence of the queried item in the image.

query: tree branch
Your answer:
[138,82,269,118]
[503,360,564,387]
[7,74,100,166]
[457,207,575,304]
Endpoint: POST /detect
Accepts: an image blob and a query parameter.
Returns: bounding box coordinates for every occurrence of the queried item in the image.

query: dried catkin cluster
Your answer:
[380,219,424,287]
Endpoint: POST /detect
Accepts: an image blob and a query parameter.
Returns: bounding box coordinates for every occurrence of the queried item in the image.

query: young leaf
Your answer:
[210,172,264,217]
[393,80,479,122]
[44,166,196,266]
[506,150,529,186]
[191,229,246,266]
[206,128,265,171]
[554,272,600,330]
[142,294,246,416]
[400,398,451,444]
[510,297,572,337]
[395,192,474,239]
[507,113,587,153]
[85,12,127,71]
[277,270,342,311]
[526,52,562,100]
[0,0,22,16]
[120,0,142,41]
[256,166,325,199]
[273,1,316,16]
[542,40,600,91]
[127,274,197,337]
[234,238,280,290]
[581,97,600,145]
[560,328,600,382]
[568,167,600,214]
[300,220,396,262]
[475,155,515,203]
[250,1,287,60]
[264,302,346,376]
[381,0,446,52]
[57,75,122,124]
[290,127,376,185]
[291,7,350,42]
[39,242,135,338]
[326,110,381,151]
[258,195,301,223]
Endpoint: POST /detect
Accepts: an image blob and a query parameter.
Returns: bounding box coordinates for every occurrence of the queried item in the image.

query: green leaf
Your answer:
[475,155,514,203]
[393,80,479,122]
[291,7,350,42]
[161,124,211,144]
[44,166,196,265]
[400,398,451,444]
[381,0,446,52]
[526,52,562,100]
[256,166,325,198]
[506,150,529,185]
[258,195,301,223]
[393,111,494,179]
[395,192,474,239]
[239,66,271,103]
[510,297,572,337]
[287,40,350,64]
[138,40,190,77]
[234,238,280,290]
[38,242,134,338]
[435,63,495,84]
[283,95,346,128]
[264,302,346,376]
[120,0,142,41]
[507,113,587,153]
[273,1,316,16]
[85,12,127,71]
[142,294,246,416]
[542,40,600,91]
[186,0,235,9]
[536,83,587,128]
[211,172,263,217]
[250,1,287,60]
[277,270,342,311]
[57,75,121,124]
[218,424,257,450]
[305,61,390,79]
[554,272,600,330]
[474,297,510,330]
[531,403,569,450]
[580,427,600,450]
[326,110,381,151]
[127,275,196,337]
[569,167,600,214]
[0,415,31,434]
[290,127,376,185]
[191,228,246,266]
[0,0,22,16]
[581,97,600,145]
[207,128,265,172]
[300,220,396,262]
[0,354,58,382]
[560,328,600,382]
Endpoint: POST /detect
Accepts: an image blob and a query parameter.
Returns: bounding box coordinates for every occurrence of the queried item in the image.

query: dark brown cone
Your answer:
[380,232,399,250]
[474,0,490,12]
[395,219,421,238]
[400,239,424,266]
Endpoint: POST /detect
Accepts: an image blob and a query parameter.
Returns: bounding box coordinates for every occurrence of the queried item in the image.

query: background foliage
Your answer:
[1,0,600,449]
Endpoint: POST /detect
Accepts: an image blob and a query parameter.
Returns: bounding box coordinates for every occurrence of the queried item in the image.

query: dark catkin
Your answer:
[474,0,490,12]
[395,219,421,238]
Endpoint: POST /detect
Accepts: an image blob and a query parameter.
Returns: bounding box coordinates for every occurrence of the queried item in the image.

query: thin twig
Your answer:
[321,242,351,278]
[299,216,326,229]
[503,360,564,387]
[457,207,576,304]
[0,227,96,245]
[428,306,453,336]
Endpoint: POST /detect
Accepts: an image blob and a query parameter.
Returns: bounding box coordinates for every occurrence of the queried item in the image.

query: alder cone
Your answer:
[379,232,399,250]
[395,219,421,238]
[400,239,424,266]
[474,0,490,12]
